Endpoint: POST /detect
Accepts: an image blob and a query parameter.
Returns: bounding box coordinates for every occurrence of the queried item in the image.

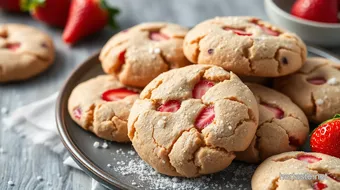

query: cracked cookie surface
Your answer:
[236,83,309,163]
[274,57,340,123]
[68,75,139,142]
[183,17,307,77]
[99,22,191,88]
[127,64,259,177]
[252,151,340,190]
[0,24,55,82]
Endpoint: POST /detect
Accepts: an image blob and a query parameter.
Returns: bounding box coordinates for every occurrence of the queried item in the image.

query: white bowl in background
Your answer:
[264,0,340,47]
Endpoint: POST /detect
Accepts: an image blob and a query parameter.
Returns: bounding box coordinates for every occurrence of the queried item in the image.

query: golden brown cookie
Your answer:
[183,17,307,77]
[252,151,340,190]
[99,22,191,88]
[236,83,309,163]
[0,24,55,82]
[127,65,259,177]
[68,75,140,142]
[274,57,340,123]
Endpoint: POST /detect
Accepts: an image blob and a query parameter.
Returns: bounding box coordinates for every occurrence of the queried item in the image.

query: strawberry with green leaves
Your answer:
[310,114,340,158]
[21,0,71,27]
[62,0,119,45]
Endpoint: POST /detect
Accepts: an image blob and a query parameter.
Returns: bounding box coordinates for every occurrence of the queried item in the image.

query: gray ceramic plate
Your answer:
[56,46,340,190]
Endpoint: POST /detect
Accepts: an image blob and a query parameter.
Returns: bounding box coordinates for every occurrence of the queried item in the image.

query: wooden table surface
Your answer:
[1,0,340,189]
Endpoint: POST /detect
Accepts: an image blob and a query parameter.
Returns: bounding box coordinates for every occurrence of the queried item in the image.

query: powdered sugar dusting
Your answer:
[106,147,255,189]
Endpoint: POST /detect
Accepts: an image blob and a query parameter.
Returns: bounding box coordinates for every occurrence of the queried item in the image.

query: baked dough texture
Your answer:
[252,151,340,190]
[274,57,340,123]
[100,22,191,88]
[128,64,259,177]
[68,75,139,142]
[183,16,307,77]
[0,24,55,82]
[236,83,309,163]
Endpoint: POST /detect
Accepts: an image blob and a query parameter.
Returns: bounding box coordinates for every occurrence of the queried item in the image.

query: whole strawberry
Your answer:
[291,0,338,23]
[62,0,119,45]
[21,0,71,27]
[0,0,22,12]
[310,114,340,158]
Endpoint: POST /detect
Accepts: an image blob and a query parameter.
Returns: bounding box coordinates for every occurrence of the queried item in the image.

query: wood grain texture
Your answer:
[0,0,339,189]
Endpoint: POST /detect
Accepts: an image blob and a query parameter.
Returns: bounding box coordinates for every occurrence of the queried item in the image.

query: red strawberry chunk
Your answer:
[260,103,284,119]
[101,88,138,102]
[223,27,252,36]
[297,154,322,163]
[259,25,280,36]
[118,50,126,64]
[313,181,327,190]
[5,43,20,51]
[73,107,82,120]
[307,77,326,85]
[195,106,215,131]
[149,32,169,41]
[157,100,181,113]
[192,80,214,99]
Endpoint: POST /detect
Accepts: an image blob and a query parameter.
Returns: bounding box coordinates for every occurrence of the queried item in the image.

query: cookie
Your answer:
[99,22,191,88]
[252,151,340,190]
[68,75,139,142]
[127,65,259,177]
[236,83,309,163]
[274,57,340,123]
[183,17,307,77]
[0,24,55,82]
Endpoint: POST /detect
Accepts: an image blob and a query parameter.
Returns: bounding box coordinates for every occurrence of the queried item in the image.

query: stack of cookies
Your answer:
[68,17,340,188]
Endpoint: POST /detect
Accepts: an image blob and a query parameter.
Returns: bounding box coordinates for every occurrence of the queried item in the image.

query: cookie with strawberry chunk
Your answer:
[0,24,55,82]
[127,65,259,177]
[68,75,139,142]
[99,22,191,88]
[252,151,340,190]
[183,17,307,77]
[274,57,340,123]
[236,83,309,163]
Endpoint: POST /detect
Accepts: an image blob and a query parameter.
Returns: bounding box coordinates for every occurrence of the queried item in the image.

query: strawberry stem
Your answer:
[100,0,120,29]
[21,0,45,11]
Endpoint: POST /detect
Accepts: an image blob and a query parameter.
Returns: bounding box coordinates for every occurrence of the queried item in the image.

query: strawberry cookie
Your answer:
[274,57,340,123]
[68,75,139,142]
[99,22,191,88]
[236,83,309,163]
[252,151,340,190]
[0,24,55,82]
[183,17,307,77]
[127,65,259,177]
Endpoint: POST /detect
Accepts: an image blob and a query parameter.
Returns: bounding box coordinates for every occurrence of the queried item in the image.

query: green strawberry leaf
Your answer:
[334,114,340,119]
[21,0,46,11]
[100,0,120,29]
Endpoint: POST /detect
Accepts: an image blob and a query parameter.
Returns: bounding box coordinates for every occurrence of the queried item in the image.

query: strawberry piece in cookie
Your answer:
[261,103,284,119]
[73,107,82,119]
[223,27,252,36]
[251,20,280,36]
[5,43,20,51]
[297,154,322,163]
[307,77,327,85]
[157,100,181,113]
[192,80,214,99]
[118,50,126,64]
[195,106,215,131]
[313,181,327,190]
[149,32,169,41]
[102,88,138,102]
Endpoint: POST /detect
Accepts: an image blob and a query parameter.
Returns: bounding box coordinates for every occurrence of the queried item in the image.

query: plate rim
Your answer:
[55,46,340,190]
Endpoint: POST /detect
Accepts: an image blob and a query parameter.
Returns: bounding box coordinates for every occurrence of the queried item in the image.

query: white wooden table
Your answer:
[1,0,339,189]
